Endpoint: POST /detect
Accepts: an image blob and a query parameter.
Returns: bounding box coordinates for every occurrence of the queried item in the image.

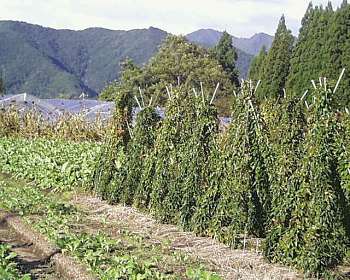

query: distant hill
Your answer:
[186,29,274,55]
[0,21,167,98]
[0,21,272,98]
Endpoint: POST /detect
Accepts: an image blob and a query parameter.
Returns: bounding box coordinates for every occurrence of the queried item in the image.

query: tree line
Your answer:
[249,0,350,109]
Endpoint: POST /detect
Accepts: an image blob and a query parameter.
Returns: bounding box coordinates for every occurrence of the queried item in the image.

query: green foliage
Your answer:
[147,87,196,223]
[0,244,31,280]
[211,31,240,86]
[103,35,235,115]
[258,16,294,100]
[208,82,271,243]
[265,83,350,277]
[93,84,133,198]
[99,58,145,101]
[287,2,350,108]
[248,46,267,81]
[338,112,350,209]
[112,106,161,205]
[0,137,99,191]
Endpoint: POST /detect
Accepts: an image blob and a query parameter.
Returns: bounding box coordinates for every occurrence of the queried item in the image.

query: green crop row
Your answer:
[0,243,30,280]
[94,82,350,278]
[0,176,222,280]
[0,137,100,192]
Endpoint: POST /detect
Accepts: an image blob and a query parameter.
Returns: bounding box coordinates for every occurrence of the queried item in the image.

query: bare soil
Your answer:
[0,219,60,280]
[72,193,304,280]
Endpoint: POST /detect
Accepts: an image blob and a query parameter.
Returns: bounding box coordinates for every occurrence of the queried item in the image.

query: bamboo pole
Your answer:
[134,96,142,110]
[210,83,220,105]
[138,87,145,107]
[333,68,346,94]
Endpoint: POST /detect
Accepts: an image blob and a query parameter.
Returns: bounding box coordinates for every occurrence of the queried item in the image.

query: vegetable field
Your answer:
[0,79,349,279]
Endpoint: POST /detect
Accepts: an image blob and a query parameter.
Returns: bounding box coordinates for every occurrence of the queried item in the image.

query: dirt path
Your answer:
[72,194,303,280]
[0,220,60,280]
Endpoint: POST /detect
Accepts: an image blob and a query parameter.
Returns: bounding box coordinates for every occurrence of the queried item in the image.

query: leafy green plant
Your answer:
[0,137,99,191]
[0,244,31,280]
[265,82,350,277]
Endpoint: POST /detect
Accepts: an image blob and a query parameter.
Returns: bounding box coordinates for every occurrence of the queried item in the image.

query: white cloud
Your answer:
[0,0,344,37]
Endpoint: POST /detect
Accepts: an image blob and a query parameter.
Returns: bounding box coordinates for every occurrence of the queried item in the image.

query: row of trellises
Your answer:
[93,72,350,278]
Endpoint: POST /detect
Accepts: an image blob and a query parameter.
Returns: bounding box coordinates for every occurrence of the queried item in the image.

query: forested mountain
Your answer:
[0,21,262,99]
[0,21,167,98]
[186,29,274,55]
[186,29,274,79]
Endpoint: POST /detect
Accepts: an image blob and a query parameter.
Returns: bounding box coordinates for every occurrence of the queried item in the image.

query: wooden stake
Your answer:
[193,88,198,98]
[126,120,133,139]
[134,96,142,110]
[200,82,205,104]
[305,100,309,110]
[333,68,346,94]
[253,80,261,95]
[300,90,308,101]
[210,83,220,104]
[166,86,171,99]
[138,87,145,107]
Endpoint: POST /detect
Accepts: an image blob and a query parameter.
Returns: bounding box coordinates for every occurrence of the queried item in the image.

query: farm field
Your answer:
[0,173,224,280]
[0,75,349,279]
[1,2,350,277]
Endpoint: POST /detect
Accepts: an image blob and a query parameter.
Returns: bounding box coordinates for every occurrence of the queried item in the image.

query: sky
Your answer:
[0,0,344,38]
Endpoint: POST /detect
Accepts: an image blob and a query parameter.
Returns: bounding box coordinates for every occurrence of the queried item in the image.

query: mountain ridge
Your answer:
[0,20,273,98]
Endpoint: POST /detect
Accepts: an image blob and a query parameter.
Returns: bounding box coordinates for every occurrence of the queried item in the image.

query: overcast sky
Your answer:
[0,0,344,37]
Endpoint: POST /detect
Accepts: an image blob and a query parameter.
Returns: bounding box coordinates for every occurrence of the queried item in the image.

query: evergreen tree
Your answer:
[341,0,348,9]
[287,5,334,100]
[248,46,267,81]
[258,16,294,100]
[325,4,350,108]
[211,31,240,87]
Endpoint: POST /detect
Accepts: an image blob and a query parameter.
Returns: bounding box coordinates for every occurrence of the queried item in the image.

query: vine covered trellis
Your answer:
[93,74,350,277]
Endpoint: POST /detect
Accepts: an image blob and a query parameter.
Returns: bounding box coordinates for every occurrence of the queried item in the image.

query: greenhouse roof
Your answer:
[0,93,114,121]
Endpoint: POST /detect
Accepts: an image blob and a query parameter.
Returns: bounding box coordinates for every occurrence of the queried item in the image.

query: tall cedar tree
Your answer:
[326,2,350,108]
[248,46,267,81]
[211,31,240,87]
[287,4,334,100]
[258,16,294,100]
